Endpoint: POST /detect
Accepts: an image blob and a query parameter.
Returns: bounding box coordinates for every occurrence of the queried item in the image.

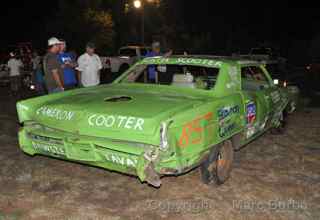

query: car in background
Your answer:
[0,64,10,86]
[234,53,300,112]
[305,60,320,94]
[249,47,280,59]
[262,59,300,113]
[17,55,292,187]
[101,46,150,74]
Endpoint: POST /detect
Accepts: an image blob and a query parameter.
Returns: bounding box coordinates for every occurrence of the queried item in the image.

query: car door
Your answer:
[240,65,274,139]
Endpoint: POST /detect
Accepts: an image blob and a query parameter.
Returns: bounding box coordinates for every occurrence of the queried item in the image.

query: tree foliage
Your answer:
[47,0,114,53]
[84,9,114,51]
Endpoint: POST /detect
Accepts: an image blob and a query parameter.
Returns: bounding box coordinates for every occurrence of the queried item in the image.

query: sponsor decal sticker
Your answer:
[245,101,261,138]
[218,105,239,138]
[218,105,240,122]
[219,123,236,138]
[246,102,256,124]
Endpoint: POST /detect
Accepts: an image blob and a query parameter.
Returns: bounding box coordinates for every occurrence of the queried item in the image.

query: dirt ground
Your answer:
[0,89,319,220]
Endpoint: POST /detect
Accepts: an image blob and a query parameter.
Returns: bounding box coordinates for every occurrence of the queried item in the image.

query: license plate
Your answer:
[32,141,66,157]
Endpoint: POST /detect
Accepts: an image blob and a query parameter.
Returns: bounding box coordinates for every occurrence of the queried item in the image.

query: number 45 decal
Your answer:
[178,112,213,147]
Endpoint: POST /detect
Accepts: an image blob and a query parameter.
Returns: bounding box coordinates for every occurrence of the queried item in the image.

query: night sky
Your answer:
[1,1,320,62]
[1,1,53,47]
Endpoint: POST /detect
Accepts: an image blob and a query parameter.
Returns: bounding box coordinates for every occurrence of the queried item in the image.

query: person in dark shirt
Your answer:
[43,37,64,93]
[145,42,172,83]
[35,61,46,95]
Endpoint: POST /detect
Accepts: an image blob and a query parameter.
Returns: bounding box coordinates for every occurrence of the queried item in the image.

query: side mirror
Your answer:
[273,79,279,85]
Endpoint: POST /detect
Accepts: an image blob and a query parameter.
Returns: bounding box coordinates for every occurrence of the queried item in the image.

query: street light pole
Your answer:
[141,4,145,45]
[134,0,144,45]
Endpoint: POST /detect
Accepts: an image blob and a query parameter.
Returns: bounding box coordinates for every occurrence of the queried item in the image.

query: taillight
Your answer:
[283,81,287,87]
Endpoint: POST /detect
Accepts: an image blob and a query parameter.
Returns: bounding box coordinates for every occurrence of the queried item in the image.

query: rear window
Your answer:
[120,64,220,90]
[241,66,269,82]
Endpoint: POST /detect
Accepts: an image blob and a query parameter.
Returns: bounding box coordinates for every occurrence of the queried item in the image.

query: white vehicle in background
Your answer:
[0,64,9,85]
[0,64,8,77]
[101,46,150,73]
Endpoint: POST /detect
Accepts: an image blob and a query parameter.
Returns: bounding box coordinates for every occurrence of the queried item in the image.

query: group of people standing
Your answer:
[7,38,171,96]
[7,37,103,96]
[42,37,102,94]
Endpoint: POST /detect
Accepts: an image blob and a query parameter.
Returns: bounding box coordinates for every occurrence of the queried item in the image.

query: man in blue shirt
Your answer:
[58,40,77,89]
[145,42,172,83]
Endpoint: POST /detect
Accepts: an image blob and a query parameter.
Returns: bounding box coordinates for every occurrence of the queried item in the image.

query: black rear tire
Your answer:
[200,140,234,185]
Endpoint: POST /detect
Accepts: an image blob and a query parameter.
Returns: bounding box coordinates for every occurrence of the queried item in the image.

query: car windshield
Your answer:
[119,64,220,90]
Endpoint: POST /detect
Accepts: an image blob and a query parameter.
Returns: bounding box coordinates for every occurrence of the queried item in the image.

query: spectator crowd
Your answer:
[6,37,103,96]
[42,37,103,94]
[6,37,172,97]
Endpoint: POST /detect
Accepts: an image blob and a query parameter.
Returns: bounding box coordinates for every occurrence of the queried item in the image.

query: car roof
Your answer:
[167,55,261,65]
[120,46,150,50]
[140,55,261,68]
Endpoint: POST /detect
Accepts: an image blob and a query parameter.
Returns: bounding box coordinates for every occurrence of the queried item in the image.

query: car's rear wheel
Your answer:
[200,140,234,185]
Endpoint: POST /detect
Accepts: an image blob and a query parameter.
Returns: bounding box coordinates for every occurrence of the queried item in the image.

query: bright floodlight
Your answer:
[134,0,142,8]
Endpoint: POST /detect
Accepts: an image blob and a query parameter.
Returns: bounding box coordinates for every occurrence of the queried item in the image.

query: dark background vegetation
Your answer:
[1,1,320,64]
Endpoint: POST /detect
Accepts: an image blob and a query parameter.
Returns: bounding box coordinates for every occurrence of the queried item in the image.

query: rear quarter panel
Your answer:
[168,63,245,170]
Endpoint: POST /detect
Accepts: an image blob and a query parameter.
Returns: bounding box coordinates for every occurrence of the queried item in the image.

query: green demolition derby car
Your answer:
[17,56,292,187]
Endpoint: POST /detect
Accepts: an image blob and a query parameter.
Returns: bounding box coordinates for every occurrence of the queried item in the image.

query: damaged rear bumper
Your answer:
[18,126,178,187]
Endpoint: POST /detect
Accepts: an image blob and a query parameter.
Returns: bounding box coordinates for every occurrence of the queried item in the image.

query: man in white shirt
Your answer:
[7,52,24,95]
[77,42,102,87]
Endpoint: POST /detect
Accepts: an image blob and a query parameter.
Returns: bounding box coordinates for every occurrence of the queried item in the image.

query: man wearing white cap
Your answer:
[43,37,64,93]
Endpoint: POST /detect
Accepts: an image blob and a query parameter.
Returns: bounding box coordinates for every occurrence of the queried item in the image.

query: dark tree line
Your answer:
[46,0,114,54]
[41,1,320,62]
